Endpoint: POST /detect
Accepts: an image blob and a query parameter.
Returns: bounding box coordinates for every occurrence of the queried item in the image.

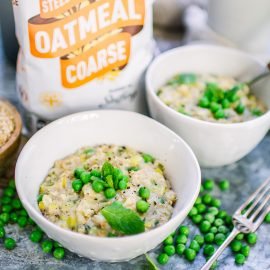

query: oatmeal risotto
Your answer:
[157,73,267,123]
[39,145,176,237]
[0,101,15,147]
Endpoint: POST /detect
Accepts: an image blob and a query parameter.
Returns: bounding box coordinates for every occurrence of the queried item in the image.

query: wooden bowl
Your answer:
[0,99,22,177]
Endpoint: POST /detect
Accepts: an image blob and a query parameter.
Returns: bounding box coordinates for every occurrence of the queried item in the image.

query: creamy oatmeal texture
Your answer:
[39,145,176,237]
[158,73,267,123]
[0,101,15,147]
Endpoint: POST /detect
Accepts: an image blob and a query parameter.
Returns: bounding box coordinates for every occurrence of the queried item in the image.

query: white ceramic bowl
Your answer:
[15,110,201,262]
[146,45,270,167]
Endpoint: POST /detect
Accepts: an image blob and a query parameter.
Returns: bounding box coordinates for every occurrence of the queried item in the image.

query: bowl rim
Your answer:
[146,44,270,128]
[0,99,22,156]
[15,110,201,244]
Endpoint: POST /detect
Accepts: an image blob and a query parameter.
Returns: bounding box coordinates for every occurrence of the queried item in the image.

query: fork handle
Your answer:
[201,228,239,270]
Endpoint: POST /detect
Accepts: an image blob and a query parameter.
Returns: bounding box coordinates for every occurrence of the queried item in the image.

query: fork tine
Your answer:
[254,206,270,231]
[250,192,270,222]
[237,177,270,213]
[244,184,270,217]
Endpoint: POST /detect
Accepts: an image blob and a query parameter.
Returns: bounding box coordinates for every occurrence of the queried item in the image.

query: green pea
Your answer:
[189,240,200,253]
[208,207,219,216]
[53,247,65,260]
[18,209,28,217]
[214,218,224,227]
[235,103,245,114]
[222,99,230,109]
[200,220,211,233]
[198,97,210,108]
[136,200,149,213]
[41,240,53,253]
[176,244,185,255]
[74,168,84,179]
[215,233,226,246]
[3,187,16,198]
[104,188,116,199]
[92,180,104,193]
[218,225,228,234]
[211,199,221,208]
[196,203,207,214]
[37,194,43,203]
[29,230,43,243]
[175,234,187,245]
[192,214,203,224]
[224,215,233,226]
[214,109,226,119]
[1,196,11,205]
[2,204,13,213]
[202,194,212,205]
[12,199,22,210]
[164,245,175,256]
[0,227,5,238]
[178,225,189,236]
[203,244,215,257]
[4,238,16,250]
[203,179,214,191]
[210,102,221,113]
[188,207,198,217]
[0,220,5,227]
[163,235,173,245]
[80,171,91,184]
[231,240,242,252]
[142,153,155,163]
[210,227,218,234]
[235,254,245,265]
[28,218,35,226]
[252,108,263,116]
[72,179,83,192]
[246,233,257,245]
[157,253,169,265]
[217,210,227,219]
[204,213,215,224]
[236,233,244,241]
[194,235,204,246]
[90,169,102,178]
[204,233,215,243]
[8,179,16,189]
[195,197,202,205]
[264,213,270,223]
[0,213,10,224]
[118,180,127,190]
[184,248,196,261]
[219,179,230,191]
[200,185,205,193]
[138,187,150,200]
[241,245,250,257]
[17,216,28,228]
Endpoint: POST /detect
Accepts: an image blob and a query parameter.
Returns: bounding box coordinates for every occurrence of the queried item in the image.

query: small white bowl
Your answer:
[146,44,270,167]
[15,110,200,262]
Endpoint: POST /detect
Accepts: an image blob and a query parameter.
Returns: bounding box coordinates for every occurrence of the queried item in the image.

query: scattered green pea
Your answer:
[8,179,16,189]
[0,227,5,238]
[241,245,250,257]
[219,179,230,191]
[196,203,207,214]
[199,97,210,108]
[29,230,43,243]
[200,220,211,233]
[178,225,189,236]
[4,238,16,250]
[118,180,127,190]
[192,214,203,224]
[211,198,221,208]
[194,235,204,246]
[235,103,245,114]
[3,187,16,198]
[214,218,224,227]
[80,171,91,184]
[203,179,214,191]
[235,253,245,265]
[53,247,65,260]
[41,240,54,253]
[74,168,84,179]
[176,244,185,255]
[12,199,22,209]
[104,188,116,199]
[204,233,215,243]
[163,235,173,245]
[1,196,11,205]
[195,197,202,205]
[203,244,215,257]
[184,248,196,261]
[202,194,212,205]
[215,233,226,246]
[136,200,149,213]
[188,207,198,217]
[246,233,257,245]
[217,225,228,234]
[157,253,169,265]
[17,216,28,228]
[18,209,28,217]
[164,245,175,256]
[236,233,244,241]
[176,234,188,245]
[214,109,226,119]
[72,179,83,192]
[92,180,104,193]
[217,210,227,219]
[2,204,13,213]
[189,240,200,253]
[210,227,218,235]
[208,207,219,216]
[0,213,10,224]
[204,213,215,224]
[231,240,242,252]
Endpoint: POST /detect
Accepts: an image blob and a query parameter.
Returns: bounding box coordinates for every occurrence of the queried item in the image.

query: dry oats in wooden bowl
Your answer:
[0,99,22,176]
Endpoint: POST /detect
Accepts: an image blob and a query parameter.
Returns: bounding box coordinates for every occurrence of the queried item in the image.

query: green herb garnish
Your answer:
[101,202,145,235]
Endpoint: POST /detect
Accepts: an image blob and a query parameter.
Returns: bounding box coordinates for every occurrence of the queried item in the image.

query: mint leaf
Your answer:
[101,202,145,235]
[102,162,114,177]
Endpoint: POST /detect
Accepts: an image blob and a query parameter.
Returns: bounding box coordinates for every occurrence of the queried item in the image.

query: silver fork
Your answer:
[201,177,270,270]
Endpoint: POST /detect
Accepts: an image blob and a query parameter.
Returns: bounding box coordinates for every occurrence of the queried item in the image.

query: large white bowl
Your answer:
[15,110,201,262]
[146,45,270,167]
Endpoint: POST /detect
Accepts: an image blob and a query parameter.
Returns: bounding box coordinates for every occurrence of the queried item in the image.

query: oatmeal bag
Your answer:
[12,0,155,121]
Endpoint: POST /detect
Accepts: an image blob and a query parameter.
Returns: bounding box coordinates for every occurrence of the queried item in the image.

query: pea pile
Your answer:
[71,161,152,215]
[0,179,66,260]
[155,178,270,268]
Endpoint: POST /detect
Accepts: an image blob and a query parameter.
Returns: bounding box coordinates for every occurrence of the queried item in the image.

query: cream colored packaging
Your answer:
[13,0,154,121]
